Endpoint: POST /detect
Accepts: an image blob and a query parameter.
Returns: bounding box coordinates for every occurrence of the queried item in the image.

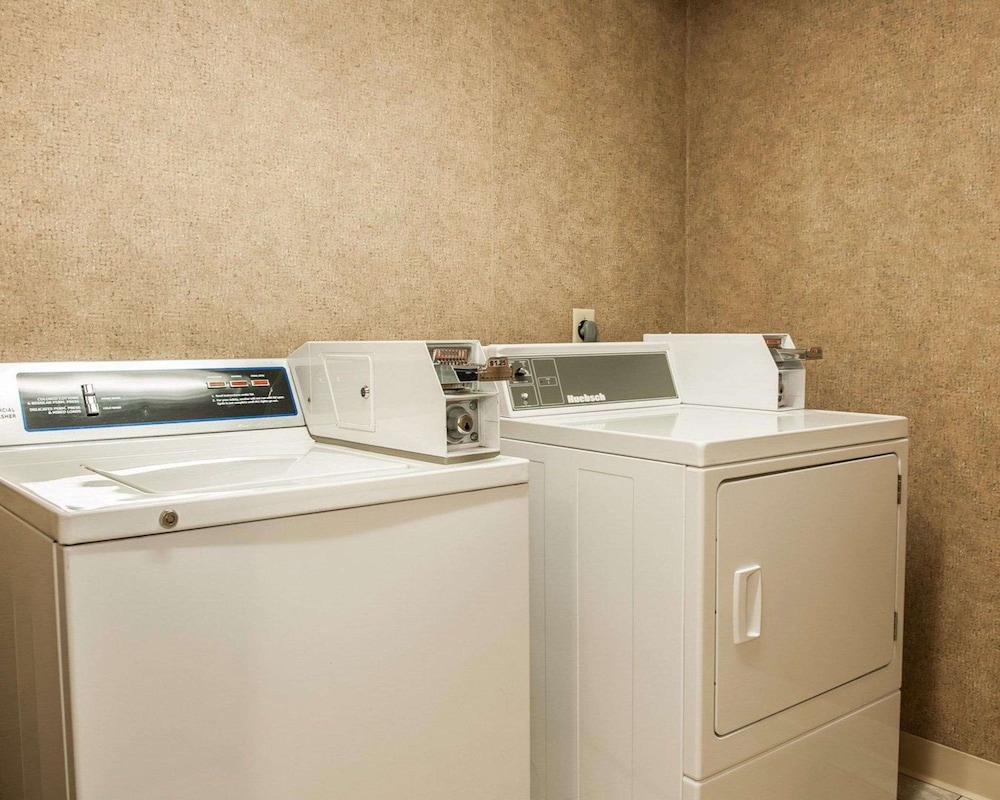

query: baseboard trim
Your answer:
[899,732,1000,800]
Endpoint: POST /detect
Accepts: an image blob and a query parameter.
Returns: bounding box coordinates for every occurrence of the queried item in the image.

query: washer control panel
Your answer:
[17,367,297,431]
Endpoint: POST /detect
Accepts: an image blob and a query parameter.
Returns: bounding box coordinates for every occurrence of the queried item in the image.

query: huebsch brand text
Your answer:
[567,393,607,404]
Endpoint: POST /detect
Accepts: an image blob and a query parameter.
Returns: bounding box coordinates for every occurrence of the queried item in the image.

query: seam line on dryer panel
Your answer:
[699,693,900,782]
[539,459,549,800]
[574,468,581,800]
[713,452,897,489]
[631,496,637,798]
[711,655,895,739]
[11,581,27,798]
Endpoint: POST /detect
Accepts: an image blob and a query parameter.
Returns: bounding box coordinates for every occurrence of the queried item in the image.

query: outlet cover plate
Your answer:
[572,308,596,342]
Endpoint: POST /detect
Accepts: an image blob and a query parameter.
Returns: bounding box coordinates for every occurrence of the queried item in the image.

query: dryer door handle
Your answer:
[733,565,763,644]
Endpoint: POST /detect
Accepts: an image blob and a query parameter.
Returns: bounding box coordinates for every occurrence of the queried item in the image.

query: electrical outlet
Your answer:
[572,308,596,343]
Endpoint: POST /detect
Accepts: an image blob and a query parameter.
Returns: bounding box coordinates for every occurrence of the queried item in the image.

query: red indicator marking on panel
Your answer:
[250,379,270,387]
[207,381,227,389]
[229,380,249,388]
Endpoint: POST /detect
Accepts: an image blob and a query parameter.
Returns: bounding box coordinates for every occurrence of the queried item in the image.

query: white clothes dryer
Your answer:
[0,358,528,800]
[486,341,907,800]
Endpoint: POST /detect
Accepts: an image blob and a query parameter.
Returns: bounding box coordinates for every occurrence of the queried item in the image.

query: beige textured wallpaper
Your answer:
[0,0,686,361]
[687,1,1000,761]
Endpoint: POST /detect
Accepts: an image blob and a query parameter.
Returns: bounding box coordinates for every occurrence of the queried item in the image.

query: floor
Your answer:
[898,774,976,800]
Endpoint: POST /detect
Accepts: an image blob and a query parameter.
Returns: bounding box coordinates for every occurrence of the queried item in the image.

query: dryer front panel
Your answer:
[683,440,907,781]
[713,454,899,735]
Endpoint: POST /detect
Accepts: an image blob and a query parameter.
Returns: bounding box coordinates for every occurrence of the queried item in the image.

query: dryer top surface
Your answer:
[499,406,907,466]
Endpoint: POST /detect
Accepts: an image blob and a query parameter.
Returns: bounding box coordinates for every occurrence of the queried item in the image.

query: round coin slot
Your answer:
[447,405,475,442]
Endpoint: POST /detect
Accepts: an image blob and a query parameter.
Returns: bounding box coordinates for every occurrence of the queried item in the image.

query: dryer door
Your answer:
[714,454,899,735]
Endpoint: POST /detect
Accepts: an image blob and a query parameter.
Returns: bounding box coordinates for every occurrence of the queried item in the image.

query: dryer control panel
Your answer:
[506,352,677,410]
[487,343,680,417]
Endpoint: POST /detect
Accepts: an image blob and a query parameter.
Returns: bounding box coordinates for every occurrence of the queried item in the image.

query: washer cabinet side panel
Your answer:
[0,506,69,800]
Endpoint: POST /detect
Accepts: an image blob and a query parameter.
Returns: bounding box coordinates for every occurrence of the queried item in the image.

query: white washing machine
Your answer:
[0,355,528,800]
[486,341,907,800]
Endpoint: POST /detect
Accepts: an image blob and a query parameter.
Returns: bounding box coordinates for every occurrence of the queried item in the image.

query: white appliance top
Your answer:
[486,343,906,466]
[499,405,907,466]
[0,360,527,545]
[0,427,527,545]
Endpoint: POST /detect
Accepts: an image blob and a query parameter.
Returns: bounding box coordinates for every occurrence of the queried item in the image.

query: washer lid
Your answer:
[6,433,411,515]
[83,449,406,495]
[0,428,529,545]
